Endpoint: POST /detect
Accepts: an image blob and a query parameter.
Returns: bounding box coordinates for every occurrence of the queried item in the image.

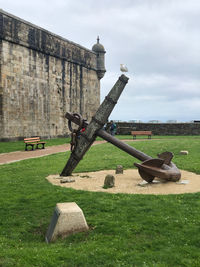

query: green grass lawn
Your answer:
[0,135,119,154]
[0,137,200,266]
[1,135,200,154]
[0,137,71,154]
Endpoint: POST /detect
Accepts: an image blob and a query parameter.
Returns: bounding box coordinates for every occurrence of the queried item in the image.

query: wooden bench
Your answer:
[131,131,152,139]
[24,137,46,151]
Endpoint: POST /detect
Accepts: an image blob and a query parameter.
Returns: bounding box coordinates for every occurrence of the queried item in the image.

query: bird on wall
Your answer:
[120,64,128,72]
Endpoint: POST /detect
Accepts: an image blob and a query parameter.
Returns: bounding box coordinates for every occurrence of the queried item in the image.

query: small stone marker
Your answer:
[45,202,89,243]
[176,180,189,185]
[115,165,123,174]
[138,180,149,187]
[104,174,115,188]
[60,177,75,183]
[180,150,189,155]
[138,180,164,187]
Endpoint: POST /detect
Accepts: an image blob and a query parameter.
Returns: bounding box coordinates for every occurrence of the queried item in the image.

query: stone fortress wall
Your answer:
[116,122,200,135]
[0,10,105,141]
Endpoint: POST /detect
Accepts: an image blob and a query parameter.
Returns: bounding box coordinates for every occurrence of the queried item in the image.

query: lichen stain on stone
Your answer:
[79,66,83,114]
[13,19,19,43]
[62,47,66,57]
[0,14,3,37]
[41,31,47,51]
[69,62,72,99]
[61,60,65,98]
[28,28,36,48]
[45,54,49,73]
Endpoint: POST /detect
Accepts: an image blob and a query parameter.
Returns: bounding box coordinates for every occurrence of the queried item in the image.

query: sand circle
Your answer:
[46,169,200,195]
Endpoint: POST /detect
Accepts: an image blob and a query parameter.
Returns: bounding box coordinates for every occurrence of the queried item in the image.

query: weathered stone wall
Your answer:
[0,39,3,139]
[117,122,200,135]
[0,10,100,140]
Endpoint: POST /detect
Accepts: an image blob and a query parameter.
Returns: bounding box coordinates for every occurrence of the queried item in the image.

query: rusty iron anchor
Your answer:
[60,75,181,183]
[63,112,181,183]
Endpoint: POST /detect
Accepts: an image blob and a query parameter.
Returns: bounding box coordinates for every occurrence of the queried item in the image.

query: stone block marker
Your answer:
[180,151,189,155]
[60,177,75,183]
[104,174,115,188]
[115,165,123,174]
[45,202,89,243]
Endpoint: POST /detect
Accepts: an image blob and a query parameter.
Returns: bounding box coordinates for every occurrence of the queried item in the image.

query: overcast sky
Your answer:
[1,0,199,122]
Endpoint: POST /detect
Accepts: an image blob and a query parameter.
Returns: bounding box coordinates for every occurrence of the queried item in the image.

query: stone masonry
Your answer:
[116,122,200,135]
[0,10,106,141]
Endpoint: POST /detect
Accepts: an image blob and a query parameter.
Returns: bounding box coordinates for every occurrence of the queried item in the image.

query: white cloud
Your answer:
[0,0,199,122]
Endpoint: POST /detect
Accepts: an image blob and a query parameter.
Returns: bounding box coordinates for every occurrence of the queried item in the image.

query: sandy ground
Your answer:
[47,169,200,195]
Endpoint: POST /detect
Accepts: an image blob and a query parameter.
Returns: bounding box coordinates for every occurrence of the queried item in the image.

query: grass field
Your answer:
[0,137,71,154]
[1,135,199,154]
[0,136,200,266]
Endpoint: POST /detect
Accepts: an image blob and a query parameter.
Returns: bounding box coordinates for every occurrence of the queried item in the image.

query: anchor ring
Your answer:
[68,113,83,133]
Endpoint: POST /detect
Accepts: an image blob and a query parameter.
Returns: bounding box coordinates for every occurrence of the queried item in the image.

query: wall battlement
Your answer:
[0,9,96,69]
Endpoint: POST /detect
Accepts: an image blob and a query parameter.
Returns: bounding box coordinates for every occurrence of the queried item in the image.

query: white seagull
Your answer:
[120,64,128,72]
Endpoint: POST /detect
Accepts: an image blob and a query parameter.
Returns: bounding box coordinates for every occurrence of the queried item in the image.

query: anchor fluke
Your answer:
[134,155,181,183]
[158,151,173,165]
[134,158,165,183]
[137,169,155,183]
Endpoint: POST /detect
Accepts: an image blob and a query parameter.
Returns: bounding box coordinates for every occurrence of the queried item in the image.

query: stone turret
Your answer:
[92,36,106,79]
